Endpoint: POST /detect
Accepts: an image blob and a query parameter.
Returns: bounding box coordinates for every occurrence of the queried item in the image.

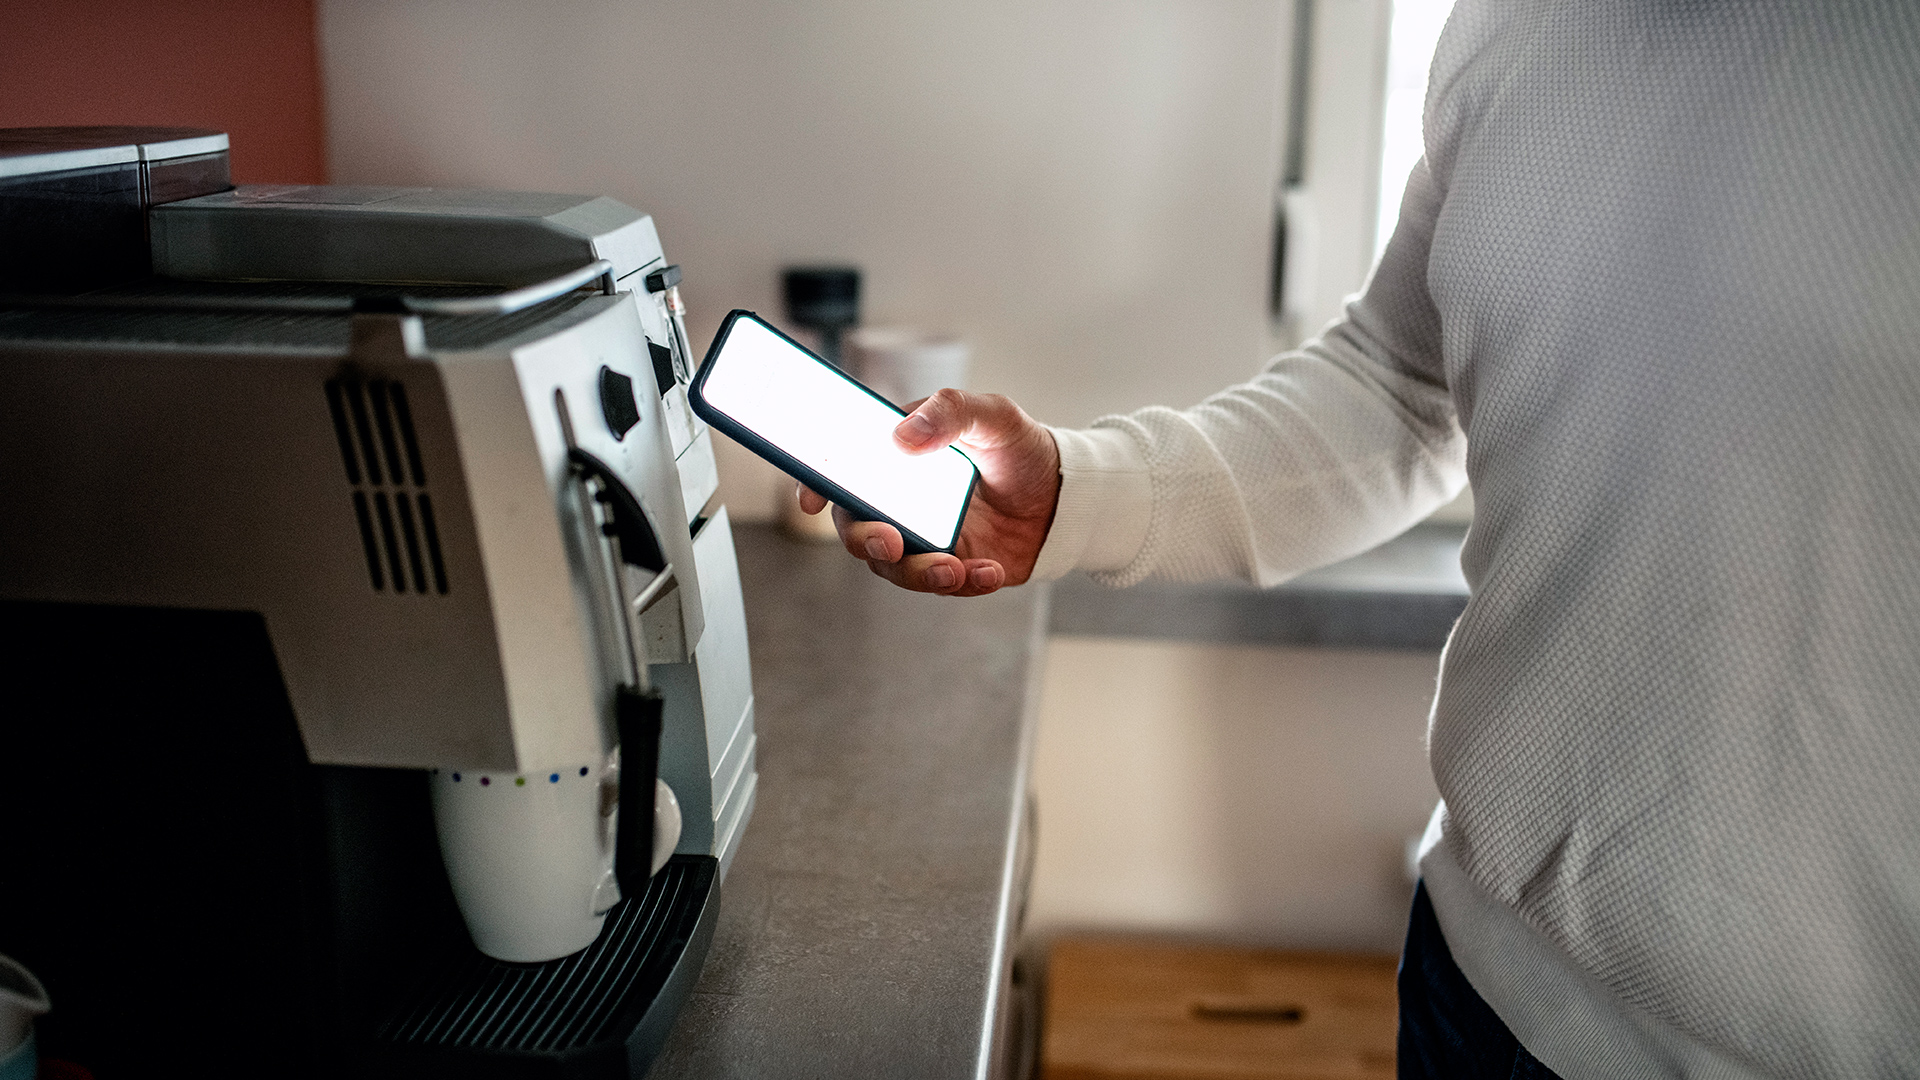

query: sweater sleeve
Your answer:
[1029,156,1467,587]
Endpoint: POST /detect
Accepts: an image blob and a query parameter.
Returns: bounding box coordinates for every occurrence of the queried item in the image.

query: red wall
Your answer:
[0,0,325,184]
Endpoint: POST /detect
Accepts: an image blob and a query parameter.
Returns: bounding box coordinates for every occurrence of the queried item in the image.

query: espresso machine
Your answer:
[0,128,757,1078]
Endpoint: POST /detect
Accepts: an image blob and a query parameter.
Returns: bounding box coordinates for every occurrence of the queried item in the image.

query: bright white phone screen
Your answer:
[699,316,976,548]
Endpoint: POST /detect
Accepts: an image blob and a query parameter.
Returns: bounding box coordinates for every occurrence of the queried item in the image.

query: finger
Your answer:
[833,506,904,564]
[895,388,970,451]
[866,554,1008,596]
[957,559,1006,595]
[894,388,1020,453]
[796,483,829,515]
[865,552,969,595]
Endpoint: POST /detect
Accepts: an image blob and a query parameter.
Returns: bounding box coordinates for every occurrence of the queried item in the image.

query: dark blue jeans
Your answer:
[1398,881,1565,1080]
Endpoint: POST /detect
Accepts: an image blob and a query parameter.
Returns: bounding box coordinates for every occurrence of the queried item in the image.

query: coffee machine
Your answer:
[0,128,757,1078]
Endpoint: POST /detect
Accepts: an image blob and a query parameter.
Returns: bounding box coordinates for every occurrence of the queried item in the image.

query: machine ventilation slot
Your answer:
[343,379,384,486]
[417,494,449,593]
[367,381,408,485]
[372,492,405,592]
[325,382,362,484]
[390,381,428,485]
[326,377,450,596]
[351,492,383,590]
[394,494,428,594]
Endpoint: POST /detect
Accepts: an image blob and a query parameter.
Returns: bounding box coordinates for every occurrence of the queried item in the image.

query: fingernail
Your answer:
[969,565,999,589]
[865,537,889,561]
[898,413,935,445]
[926,564,957,589]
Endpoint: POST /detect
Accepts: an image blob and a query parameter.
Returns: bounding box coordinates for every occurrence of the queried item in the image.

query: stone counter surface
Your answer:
[649,524,1047,1079]
[648,520,1464,1077]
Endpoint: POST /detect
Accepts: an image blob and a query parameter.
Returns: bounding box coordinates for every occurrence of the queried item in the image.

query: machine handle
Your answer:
[397,259,617,316]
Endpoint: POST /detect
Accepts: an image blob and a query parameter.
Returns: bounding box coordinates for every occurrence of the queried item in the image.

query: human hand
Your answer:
[796,389,1060,596]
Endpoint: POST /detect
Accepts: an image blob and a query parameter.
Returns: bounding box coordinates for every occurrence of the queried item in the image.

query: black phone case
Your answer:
[687,309,979,556]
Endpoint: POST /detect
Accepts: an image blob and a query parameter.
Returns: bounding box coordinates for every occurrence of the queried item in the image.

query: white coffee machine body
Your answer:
[0,132,754,1079]
[0,197,757,871]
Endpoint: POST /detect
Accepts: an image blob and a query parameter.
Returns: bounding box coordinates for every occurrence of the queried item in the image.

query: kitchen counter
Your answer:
[1050,523,1470,650]
[648,521,1465,1077]
[648,524,1046,1080]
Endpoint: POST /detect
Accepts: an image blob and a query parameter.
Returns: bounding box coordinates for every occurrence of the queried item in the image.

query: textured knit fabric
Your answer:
[1032,2,1920,1076]
[1398,882,1565,1080]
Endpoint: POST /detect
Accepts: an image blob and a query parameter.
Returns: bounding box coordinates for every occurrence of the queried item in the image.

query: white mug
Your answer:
[847,326,970,407]
[430,751,682,963]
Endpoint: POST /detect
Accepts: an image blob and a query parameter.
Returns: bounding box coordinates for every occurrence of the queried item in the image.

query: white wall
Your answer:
[319,0,1435,954]
[319,0,1301,519]
[1029,637,1440,954]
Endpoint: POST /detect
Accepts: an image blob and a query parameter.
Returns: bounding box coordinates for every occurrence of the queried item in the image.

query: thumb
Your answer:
[895,388,985,453]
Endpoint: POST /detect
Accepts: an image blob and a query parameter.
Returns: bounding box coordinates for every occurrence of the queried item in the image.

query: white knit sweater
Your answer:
[1030,2,1920,1076]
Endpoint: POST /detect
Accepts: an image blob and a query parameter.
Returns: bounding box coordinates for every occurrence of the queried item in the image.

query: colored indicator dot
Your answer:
[452,773,461,782]
[579,767,589,777]
[515,777,526,786]
[549,773,560,783]
[480,777,490,786]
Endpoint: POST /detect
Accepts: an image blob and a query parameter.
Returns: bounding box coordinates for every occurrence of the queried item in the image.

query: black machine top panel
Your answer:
[1,126,234,292]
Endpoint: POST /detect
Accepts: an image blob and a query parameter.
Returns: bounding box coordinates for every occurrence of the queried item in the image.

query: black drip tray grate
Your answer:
[377,855,716,1063]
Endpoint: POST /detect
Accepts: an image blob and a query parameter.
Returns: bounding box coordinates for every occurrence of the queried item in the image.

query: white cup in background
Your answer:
[781,326,970,542]
[848,327,970,409]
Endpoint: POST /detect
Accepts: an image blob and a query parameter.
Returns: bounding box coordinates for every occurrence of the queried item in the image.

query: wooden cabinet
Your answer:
[1042,939,1397,1080]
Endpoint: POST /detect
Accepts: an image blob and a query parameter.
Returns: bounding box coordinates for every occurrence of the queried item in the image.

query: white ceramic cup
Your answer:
[847,327,970,408]
[430,754,618,962]
[650,777,683,879]
[430,751,683,963]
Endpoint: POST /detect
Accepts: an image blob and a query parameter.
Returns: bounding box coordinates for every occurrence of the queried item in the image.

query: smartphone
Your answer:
[689,310,979,554]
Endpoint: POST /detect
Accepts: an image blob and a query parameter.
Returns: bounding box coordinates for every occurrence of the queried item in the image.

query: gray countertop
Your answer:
[649,524,1046,1079]
[647,520,1465,1077]
[1050,523,1470,650]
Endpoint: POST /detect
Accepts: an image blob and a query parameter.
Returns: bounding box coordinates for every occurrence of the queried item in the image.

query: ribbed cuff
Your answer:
[1029,425,1153,581]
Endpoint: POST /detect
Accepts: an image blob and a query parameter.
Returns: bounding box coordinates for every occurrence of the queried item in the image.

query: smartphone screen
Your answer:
[690,312,978,552]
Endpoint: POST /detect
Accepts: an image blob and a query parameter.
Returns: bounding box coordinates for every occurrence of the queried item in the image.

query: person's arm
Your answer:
[812,156,1462,595]
[1036,156,1464,588]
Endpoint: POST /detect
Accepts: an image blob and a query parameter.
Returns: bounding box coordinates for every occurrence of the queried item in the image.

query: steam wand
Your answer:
[557,389,672,892]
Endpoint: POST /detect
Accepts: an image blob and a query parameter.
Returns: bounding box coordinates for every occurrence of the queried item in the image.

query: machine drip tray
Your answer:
[366,854,719,1079]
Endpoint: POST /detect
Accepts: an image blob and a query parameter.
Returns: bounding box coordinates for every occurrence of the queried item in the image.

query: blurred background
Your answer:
[3,0,1460,956]
[315,0,1401,523]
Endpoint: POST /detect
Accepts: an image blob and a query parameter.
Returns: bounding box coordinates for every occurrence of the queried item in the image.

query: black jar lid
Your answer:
[782,265,860,331]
